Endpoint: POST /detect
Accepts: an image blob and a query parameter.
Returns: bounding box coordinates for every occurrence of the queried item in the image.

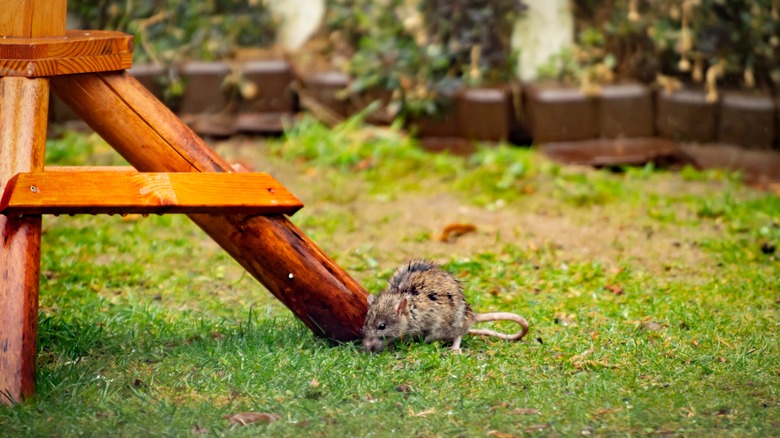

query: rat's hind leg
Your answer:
[450,336,463,353]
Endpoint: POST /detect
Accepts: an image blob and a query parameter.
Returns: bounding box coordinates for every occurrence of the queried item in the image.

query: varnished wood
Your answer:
[44,165,138,172]
[0,30,133,77]
[0,171,303,215]
[0,0,64,406]
[52,71,369,341]
[0,77,49,405]
[0,0,66,38]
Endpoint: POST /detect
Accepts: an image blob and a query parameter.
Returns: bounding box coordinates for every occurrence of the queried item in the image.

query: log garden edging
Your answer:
[48,61,780,182]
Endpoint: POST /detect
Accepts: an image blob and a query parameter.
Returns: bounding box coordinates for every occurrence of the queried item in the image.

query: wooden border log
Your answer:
[51,71,369,341]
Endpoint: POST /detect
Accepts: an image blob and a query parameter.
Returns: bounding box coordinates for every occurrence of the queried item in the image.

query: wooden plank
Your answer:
[0,77,49,405]
[52,71,369,342]
[0,172,303,215]
[44,165,138,173]
[0,30,133,77]
[29,0,67,37]
[0,31,132,59]
[0,0,66,38]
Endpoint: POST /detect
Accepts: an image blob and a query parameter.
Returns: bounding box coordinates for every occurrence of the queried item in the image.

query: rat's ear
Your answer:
[395,298,408,316]
[367,294,375,305]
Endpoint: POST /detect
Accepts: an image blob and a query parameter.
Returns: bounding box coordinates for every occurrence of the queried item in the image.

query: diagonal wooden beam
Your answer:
[52,70,369,343]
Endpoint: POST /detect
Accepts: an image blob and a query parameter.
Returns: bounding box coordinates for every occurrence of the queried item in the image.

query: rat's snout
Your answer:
[362,337,385,353]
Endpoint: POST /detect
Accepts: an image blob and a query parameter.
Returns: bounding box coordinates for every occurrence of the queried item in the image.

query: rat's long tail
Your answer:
[469,312,529,341]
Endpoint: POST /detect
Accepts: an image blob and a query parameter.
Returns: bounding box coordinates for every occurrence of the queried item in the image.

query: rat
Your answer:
[362,259,529,353]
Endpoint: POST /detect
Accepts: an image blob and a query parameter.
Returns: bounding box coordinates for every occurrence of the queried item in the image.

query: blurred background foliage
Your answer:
[321,0,528,117]
[569,0,780,95]
[68,0,280,64]
[68,0,779,110]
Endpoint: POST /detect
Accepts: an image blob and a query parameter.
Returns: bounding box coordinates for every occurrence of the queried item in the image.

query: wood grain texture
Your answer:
[0,172,303,215]
[52,71,369,342]
[0,30,133,77]
[0,77,49,405]
[0,0,63,406]
[0,0,66,38]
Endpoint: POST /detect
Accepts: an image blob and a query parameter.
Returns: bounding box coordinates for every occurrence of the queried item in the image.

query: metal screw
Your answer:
[29,185,38,193]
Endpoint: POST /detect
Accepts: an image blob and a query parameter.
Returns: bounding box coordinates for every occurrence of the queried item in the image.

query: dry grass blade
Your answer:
[224,412,281,426]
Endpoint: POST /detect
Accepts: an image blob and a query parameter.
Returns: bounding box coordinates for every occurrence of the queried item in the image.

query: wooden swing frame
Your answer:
[0,0,368,405]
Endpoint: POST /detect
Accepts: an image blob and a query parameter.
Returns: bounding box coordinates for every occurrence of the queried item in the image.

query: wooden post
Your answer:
[0,0,65,405]
[51,71,369,342]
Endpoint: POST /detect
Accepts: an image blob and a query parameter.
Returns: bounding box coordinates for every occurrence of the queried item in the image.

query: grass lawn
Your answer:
[1,117,778,436]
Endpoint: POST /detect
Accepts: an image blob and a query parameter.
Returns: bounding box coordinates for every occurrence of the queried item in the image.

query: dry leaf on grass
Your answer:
[512,408,540,415]
[224,412,281,426]
[487,431,516,438]
[438,223,477,242]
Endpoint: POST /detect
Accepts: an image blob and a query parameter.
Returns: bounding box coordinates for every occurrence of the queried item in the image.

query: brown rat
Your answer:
[362,259,529,352]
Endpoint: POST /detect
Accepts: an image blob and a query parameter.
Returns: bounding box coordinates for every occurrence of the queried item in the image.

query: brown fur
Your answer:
[362,260,528,352]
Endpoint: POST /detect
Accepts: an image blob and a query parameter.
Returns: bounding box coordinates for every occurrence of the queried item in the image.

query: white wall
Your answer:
[512,0,575,81]
[272,0,575,80]
[270,0,325,50]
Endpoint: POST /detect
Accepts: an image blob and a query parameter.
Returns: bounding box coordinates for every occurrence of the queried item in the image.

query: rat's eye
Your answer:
[377,323,386,330]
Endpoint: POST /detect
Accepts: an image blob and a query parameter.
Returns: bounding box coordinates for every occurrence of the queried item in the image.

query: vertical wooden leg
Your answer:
[0,77,49,405]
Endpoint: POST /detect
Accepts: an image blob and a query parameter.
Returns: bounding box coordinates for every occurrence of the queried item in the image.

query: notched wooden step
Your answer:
[0,171,303,216]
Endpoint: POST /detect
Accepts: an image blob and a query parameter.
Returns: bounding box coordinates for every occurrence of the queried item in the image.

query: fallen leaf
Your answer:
[224,412,280,426]
[487,431,516,438]
[354,158,374,170]
[604,284,624,295]
[512,408,540,415]
[309,378,320,388]
[438,223,477,243]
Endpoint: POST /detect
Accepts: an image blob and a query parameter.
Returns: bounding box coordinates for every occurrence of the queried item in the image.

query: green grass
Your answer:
[1,117,778,436]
